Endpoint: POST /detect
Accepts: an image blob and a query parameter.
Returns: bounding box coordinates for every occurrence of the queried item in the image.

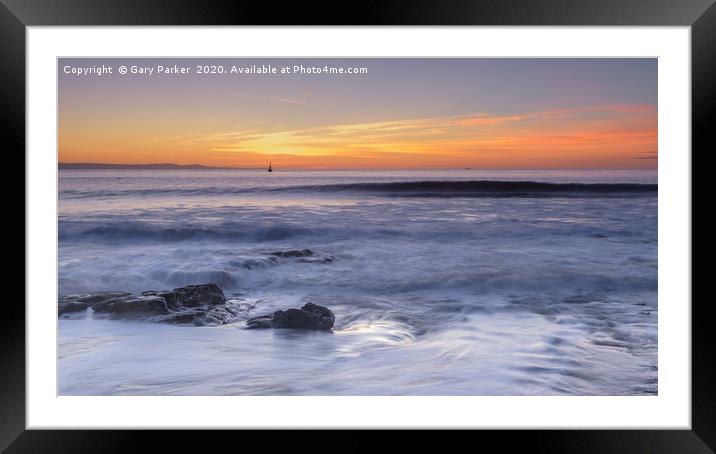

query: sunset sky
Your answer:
[58,58,657,169]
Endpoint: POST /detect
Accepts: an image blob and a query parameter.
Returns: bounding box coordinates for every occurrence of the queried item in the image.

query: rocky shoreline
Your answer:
[59,282,335,331]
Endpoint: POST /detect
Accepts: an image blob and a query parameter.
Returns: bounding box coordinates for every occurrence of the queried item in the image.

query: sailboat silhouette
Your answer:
[267,162,273,172]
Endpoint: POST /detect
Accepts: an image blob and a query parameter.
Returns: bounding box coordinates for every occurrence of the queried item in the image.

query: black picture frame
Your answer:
[6,0,711,451]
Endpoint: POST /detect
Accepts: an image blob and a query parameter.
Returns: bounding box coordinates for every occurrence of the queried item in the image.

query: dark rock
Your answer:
[268,249,313,258]
[58,292,134,315]
[173,283,225,307]
[246,303,334,331]
[273,306,332,330]
[141,290,183,310]
[58,301,89,315]
[143,283,225,309]
[92,295,169,314]
[59,283,226,320]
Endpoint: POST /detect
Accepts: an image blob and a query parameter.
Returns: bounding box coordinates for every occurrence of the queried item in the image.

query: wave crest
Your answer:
[60,180,657,199]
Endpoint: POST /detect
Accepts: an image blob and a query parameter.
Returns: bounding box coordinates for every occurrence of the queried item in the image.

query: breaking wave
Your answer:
[59,222,323,242]
[61,180,657,199]
[280,180,658,196]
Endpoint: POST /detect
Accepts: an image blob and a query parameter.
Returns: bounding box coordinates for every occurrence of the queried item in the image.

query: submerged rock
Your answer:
[157,303,243,326]
[296,256,334,264]
[229,256,279,269]
[266,249,335,264]
[246,303,335,331]
[267,249,314,258]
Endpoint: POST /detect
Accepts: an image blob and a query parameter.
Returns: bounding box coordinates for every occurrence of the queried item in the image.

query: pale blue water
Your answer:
[58,169,658,395]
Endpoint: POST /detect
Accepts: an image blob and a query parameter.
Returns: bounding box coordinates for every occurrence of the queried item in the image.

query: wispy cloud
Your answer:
[194,104,656,164]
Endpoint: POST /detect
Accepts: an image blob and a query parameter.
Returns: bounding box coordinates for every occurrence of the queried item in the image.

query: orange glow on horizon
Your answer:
[59,104,657,170]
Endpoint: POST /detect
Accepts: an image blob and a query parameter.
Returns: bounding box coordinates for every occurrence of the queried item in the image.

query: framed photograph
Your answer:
[9,0,712,450]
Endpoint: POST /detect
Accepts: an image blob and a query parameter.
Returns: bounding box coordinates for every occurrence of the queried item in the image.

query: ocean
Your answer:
[58,169,658,395]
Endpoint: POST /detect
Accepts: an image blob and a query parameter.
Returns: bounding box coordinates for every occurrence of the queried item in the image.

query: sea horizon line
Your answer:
[58,162,658,172]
